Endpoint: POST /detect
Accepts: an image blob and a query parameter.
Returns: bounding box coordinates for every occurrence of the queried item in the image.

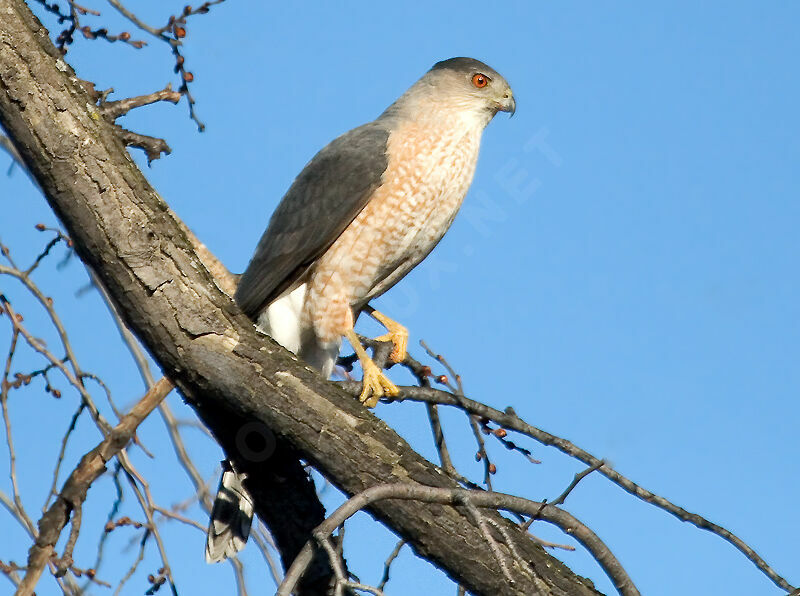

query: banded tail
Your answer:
[205,461,254,563]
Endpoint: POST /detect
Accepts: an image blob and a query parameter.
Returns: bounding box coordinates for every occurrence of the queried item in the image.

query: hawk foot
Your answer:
[359,358,399,408]
[370,311,408,363]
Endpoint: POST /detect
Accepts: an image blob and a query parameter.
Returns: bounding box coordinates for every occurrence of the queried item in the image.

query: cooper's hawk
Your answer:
[206,57,515,563]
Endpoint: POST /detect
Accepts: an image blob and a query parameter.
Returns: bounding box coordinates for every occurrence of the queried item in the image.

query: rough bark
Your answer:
[0,2,601,594]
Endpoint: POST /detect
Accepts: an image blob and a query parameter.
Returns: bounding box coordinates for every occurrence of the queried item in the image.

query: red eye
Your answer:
[472,73,489,88]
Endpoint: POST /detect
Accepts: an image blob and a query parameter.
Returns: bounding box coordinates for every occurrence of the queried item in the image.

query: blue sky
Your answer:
[2,2,798,595]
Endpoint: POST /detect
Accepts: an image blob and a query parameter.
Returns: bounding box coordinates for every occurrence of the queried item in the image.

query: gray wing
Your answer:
[235,122,390,318]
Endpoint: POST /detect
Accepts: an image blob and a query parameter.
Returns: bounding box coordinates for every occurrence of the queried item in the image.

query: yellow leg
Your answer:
[369,310,408,364]
[344,328,399,408]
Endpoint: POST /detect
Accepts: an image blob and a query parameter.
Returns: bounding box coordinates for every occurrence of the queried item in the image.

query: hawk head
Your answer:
[429,57,516,117]
[382,57,515,127]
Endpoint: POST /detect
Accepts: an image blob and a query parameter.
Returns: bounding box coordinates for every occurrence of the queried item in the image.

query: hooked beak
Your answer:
[496,92,516,117]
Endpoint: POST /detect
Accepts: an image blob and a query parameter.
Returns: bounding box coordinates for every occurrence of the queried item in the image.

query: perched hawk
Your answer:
[206,57,514,563]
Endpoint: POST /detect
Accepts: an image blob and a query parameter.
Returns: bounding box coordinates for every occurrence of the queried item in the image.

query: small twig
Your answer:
[85,463,124,586]
[105,0,226,130]
[153,505,206,532]
[80,372,124,422]
[55,2,80,52]
[0,489,35,539]
[420,340,495,488]
[67,563,109,587]
[229,555,250,596]
[117,450,179,596]
[99,85,182,120]
[314,532,361,596]
[43,402,85,516]
[549,461,605,508]
[484,516,528,572]
[106,0,165,38]
[54,501,82,576]
[1,134,24,171]
[0,293,108,432]
[339,582,385,596]
[0,559,22,588]
[75,25,147,49]
[527,534,576,551]
[317,535,347,590]
[113,126,171,163]
[458,496,514,584]
[1,324,31,534]
[113,530,148,596]
[377,540,405,591]
[406,350,458,476]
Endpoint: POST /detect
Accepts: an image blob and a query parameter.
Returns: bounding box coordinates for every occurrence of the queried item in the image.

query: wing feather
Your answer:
[235,122,390,318]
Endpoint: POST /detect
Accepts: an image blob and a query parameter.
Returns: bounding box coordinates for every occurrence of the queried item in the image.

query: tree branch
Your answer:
[278,484,639,596]
[15,377,173,596]
[112,125,171,162]
[372,384,797,593]
[99,85,182,120]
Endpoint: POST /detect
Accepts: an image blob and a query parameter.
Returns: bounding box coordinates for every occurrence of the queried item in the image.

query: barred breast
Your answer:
[304,114,484,346]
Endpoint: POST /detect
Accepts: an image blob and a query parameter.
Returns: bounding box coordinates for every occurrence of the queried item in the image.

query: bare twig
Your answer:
[377,539,405,591]
[113,126,171,163]
[113,530,147,596]
[0,489,35,539]
[528,535,576,551]
[0,260,112,434]
[420,340,496,488]
[459,497,514,584]
[117,450,179,596]
[106,0,226,130]
[1,133,23,167]
[1,323,37,535]
[15,377,173,596]
[0,293,108,432]
[0,559,22,588]
[99,85,182,120]
[53,500,82,575]
[106,0,165,38]
[550,461,605,508]
[42,402,86,513]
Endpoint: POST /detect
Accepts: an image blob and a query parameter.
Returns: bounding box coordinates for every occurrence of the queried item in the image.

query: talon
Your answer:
[345,327,398,408]
[359,359,398,408]
[370,311,408,363]
[374,330,407,363]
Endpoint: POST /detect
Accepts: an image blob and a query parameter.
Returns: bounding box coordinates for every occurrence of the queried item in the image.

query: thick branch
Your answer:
[0,3,601,594]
